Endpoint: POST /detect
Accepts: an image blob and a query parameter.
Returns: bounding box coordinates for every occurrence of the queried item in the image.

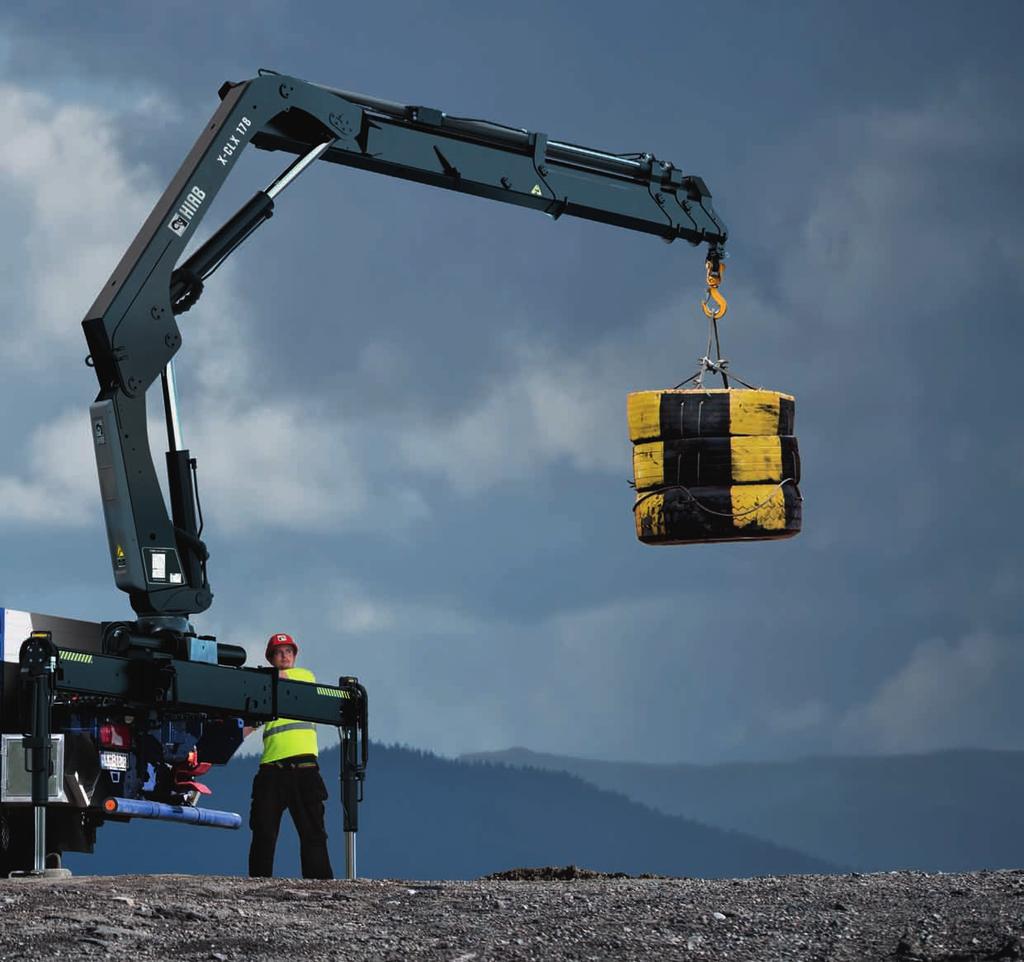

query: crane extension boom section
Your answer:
[50,643,367,733]
[80,70,728,621]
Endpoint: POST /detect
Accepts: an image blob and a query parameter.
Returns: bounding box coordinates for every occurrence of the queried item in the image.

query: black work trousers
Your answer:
[248,763,334,879]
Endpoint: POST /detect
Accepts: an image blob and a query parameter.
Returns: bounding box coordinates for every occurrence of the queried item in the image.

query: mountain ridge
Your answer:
[461,746,1024,872]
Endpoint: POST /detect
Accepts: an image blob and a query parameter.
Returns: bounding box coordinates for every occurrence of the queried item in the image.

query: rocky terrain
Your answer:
[0,868,1021,961]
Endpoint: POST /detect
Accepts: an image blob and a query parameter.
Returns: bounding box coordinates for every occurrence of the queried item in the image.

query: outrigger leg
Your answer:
[12,631,71,879]
[339,677,368,880]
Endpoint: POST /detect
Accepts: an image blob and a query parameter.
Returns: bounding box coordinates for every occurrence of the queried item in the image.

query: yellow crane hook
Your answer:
[701,257,727,320]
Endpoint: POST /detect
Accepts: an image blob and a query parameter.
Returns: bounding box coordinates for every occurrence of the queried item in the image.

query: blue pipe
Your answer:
[103,797,241,829]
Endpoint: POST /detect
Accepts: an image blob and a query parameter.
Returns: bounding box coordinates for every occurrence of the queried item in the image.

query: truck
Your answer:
[0,69,727,877]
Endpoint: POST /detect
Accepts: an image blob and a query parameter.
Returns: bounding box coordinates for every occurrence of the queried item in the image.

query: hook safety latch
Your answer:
[701,257,728,320]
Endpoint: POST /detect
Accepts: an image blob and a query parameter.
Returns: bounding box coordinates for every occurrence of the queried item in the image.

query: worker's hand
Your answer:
[242,726,256,739]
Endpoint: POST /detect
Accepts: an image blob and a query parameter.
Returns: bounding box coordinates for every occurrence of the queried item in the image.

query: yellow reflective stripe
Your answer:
[263,721,316,740]
[730,436,783,483]
[730,484,787,530]
[58,650,94,664]
[316,686,351,699]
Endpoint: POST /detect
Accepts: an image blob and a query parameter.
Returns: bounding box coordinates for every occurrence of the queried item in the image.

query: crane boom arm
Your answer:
[250,75,727,245]
[80,70,728,620]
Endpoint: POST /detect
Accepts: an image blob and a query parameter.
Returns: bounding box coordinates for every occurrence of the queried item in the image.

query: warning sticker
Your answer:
[114,545,126,569]
[143,547,184,585]
[531,184,543,196]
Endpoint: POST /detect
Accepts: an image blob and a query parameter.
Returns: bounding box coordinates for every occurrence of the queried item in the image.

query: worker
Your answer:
[246,633,334,879]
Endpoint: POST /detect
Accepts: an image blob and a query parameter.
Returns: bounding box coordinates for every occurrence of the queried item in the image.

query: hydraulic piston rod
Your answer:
[169,140,333,314]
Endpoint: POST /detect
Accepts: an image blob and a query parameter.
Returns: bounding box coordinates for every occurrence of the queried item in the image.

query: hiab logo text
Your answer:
[167,185,207,236]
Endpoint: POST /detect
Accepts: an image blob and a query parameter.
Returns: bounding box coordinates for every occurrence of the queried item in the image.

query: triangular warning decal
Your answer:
[531,184,543,196]
[115,545,125,560]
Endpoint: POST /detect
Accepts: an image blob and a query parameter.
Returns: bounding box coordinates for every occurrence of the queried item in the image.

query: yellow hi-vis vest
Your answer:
[261,666,319,764]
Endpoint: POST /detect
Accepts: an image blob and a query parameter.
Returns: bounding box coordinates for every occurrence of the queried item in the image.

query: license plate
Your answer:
[99,751,128,772]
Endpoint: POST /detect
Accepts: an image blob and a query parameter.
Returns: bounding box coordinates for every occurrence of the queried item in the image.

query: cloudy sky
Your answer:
[0,1,1021,764]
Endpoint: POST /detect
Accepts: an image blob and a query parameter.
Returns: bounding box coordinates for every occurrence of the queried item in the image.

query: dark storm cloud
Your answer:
[0,1,1021,761]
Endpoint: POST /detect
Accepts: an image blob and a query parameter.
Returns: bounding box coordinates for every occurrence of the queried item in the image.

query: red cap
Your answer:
[265,632,298,663]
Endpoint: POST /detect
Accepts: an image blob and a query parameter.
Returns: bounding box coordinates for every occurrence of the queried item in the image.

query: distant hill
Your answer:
[462,747,1024,873]
[64,743,838,879]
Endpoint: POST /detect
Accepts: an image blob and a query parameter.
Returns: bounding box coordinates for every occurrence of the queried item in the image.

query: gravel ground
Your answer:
[0,868,1021,961]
